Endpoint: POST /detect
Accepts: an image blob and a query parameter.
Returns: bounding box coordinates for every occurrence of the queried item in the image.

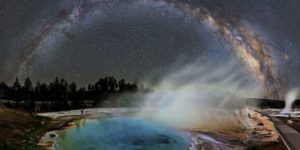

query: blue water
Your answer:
[56,118,191,150]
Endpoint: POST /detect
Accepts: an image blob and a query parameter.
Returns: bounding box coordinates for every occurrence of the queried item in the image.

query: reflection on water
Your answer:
[56,118,190,150]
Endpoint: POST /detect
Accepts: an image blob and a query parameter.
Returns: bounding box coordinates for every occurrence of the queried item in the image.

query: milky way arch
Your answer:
[4,0,282,98]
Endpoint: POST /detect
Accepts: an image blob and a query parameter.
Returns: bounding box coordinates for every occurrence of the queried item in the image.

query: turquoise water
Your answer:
[56,117,191,150]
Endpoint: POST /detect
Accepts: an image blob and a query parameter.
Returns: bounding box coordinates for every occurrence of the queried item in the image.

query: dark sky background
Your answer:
[0,0,300,88]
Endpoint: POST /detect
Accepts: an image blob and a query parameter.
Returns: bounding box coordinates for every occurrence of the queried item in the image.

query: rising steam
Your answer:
[281,88,300,114]
[135,61,263,130]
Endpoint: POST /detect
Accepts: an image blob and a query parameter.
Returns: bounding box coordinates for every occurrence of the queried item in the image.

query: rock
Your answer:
[262,133,272,138]
[243,140,256,146]
[25,128,31,132]
[49,133,56,138]
[257,122,264,126]
[251,131,257,135]
[13,129,23,135]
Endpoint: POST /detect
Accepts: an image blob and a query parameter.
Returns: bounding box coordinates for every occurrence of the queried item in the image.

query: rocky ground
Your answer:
[188,110,287,150]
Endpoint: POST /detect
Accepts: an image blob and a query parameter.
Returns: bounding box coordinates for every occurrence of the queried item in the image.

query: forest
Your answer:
[0,76,147,112]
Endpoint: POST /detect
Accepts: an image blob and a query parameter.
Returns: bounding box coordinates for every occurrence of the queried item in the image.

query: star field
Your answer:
[0,0,300,93]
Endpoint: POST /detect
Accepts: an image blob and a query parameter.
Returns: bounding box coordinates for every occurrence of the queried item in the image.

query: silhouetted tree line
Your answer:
[0,76,144,112]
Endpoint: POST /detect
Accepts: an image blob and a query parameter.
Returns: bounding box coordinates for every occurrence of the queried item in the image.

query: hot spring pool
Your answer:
[55,117,191,150]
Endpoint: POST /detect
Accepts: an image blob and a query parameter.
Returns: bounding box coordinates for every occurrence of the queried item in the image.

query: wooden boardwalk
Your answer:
[258,111,300,150]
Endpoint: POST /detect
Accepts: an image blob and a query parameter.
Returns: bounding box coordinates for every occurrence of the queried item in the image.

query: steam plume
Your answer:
[281,88,299,113]
[135,61,263,130]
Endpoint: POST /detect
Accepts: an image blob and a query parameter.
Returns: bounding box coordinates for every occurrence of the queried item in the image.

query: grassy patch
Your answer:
[0,106,51,150]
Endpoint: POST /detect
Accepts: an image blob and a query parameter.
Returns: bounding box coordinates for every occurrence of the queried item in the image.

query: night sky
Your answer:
[0,0,300,95]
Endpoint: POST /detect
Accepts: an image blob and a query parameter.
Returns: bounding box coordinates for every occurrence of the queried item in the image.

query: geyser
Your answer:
[281,88,299,114]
